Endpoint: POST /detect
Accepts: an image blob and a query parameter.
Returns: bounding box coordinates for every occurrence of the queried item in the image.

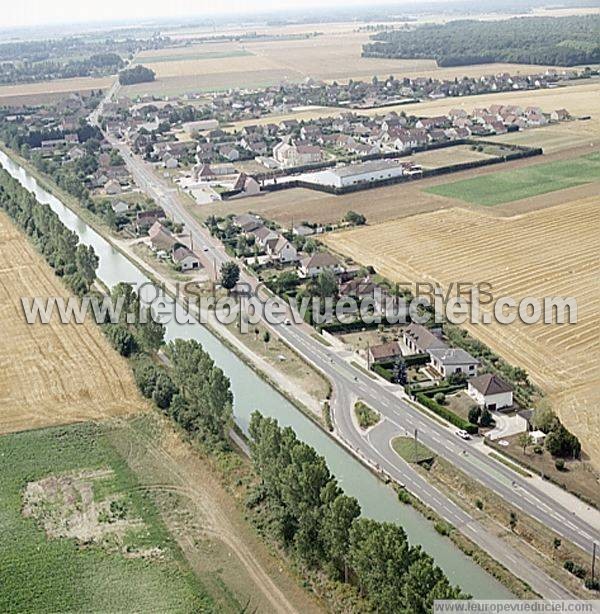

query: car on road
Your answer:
[284,319,291,325]
[203,246,209,252]
[455,429,472,440]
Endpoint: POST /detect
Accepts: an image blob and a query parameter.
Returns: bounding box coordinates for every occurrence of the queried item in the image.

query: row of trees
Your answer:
[0,52,124,85]
[134,338,233,448]
[248,412,466,611]
[363,15,600,67]
[0,168,98,295]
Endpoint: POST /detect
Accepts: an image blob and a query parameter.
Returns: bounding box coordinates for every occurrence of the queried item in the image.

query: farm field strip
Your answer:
[0,211,146,434]
[425,152,600,206]
[323,197,600,466]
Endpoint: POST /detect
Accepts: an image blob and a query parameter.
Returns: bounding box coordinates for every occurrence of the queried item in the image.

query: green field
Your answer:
[0,423,213,613]
[392,436,435,464]
[425,152,600,206]
[141,49,253,63]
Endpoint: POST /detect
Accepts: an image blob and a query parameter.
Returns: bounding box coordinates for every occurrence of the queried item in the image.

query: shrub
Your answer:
[533,445,543,454]
[475,499,484,510]
[434,392,446,405]
[585,578,600,591]
[555,458,566,471]
[434,521,451,536]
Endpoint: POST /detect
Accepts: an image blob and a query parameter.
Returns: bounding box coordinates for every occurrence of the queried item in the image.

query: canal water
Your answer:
[0,150,512,598]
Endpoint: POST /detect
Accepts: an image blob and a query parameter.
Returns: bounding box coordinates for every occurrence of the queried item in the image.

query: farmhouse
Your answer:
[467,374,514,411]
[428,347,479,378]
[403,323,446,354]
[368,341,402,365]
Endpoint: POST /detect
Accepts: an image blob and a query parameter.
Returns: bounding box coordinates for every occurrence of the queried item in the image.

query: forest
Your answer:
[363,15,600,66]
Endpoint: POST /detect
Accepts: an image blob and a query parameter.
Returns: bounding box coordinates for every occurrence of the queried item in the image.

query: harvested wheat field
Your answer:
[324,197,600,466]
[0,211,146,434]
[0,77,112,107]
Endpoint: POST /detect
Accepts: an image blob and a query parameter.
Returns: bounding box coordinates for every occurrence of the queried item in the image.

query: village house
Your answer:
[135,209,166,234]
[467,374,514,411]
[428,347,479,378]
[111,200,130,215]
[172,246,201,271]
[252,225,279,249]
[402,323,446,354]
[148,221,177,253]
[230,172,261,198]
[299,252,343,278]
[368,341,402,365]
[268,235,298,263]
[233,213,262,234]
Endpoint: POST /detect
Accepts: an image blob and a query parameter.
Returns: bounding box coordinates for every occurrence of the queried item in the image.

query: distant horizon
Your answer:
[1,0,442,31]
[4,0,571,32]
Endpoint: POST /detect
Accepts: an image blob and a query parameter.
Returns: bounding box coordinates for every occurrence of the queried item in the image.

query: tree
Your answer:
[532,402,556,433]
[313,269,337,299]
[344,210,366,226]
[349,519,411,611]
[479,407,493,427]
[517,432,533,454]
[262,330,270,350]
[220,261,240,292]
[545,424,581,459]
[509,512,518,531]
[152,372,177,410]
[320,490,361,581]
[468,406,481,425]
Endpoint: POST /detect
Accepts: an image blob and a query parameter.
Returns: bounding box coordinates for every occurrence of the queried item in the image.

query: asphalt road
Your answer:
[93,94,599,598]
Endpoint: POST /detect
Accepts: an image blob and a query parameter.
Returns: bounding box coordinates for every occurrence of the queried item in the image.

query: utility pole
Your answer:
[367,343,371,370]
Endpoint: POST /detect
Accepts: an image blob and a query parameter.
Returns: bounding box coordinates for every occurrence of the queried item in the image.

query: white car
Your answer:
[455,430,472,441]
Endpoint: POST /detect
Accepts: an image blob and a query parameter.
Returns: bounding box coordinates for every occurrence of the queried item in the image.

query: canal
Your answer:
[0,149,512,598]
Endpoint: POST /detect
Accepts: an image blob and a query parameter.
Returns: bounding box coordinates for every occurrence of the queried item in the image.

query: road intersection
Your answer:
[93,86,599,598]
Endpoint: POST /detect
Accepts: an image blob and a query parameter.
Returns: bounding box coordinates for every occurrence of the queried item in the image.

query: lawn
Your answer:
[425,152,600,206]
[0,423,212,613]
[392,436,435,464]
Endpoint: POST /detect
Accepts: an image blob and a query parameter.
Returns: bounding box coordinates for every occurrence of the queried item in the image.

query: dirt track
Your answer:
[107,416,323,614]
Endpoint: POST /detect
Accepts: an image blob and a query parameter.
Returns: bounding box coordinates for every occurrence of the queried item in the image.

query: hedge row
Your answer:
[319,319,382,334]
[416,393,478,434]
[372,363,394,382]
[378,353,429,368]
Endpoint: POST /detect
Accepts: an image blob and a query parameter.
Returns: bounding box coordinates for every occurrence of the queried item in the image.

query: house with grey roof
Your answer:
[428,347,479,378]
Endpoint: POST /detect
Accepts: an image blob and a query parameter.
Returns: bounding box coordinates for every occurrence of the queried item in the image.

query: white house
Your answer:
[299,252,343,278]
[252,226,279,249]
[269,235,298,263]
[428,347,479,378]
[111,200,130,215]
[467,374,514,411]
[172,246,201,271]
[231,172,261,198]
[402,323,446,354]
